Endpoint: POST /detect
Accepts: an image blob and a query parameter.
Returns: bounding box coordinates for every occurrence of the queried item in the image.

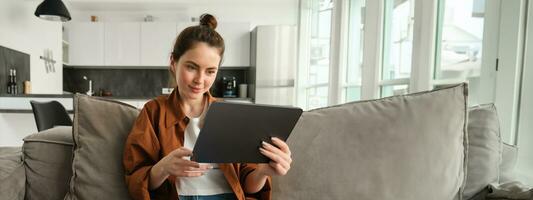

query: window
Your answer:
[342,0,365,103]
[380,0,415,97]
[434,0,485,105]
[298,0,334,110]
[381,84,409,98]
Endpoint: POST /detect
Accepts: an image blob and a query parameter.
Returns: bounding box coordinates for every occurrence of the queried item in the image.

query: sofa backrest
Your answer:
[17,84,520,200]
[272,84,468,200]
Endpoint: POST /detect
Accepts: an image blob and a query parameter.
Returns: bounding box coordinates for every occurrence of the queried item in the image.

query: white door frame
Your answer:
[516,0,533,185]
[360,0,384,100]
[494,0,528,144]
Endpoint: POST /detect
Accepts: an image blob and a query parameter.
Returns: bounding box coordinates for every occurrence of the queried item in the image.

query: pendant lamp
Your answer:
[34,0,71,22]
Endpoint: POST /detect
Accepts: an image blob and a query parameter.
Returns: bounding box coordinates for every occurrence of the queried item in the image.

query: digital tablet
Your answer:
[191,101,303,163]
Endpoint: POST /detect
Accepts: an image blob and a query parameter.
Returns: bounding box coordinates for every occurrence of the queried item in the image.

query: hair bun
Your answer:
[199,14,217,29]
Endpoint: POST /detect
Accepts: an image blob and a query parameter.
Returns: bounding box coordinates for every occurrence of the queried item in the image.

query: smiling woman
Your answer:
[122,13,293,200]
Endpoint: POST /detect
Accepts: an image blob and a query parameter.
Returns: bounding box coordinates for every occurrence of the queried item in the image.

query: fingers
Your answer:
[175,159,201,168]
[168,163,213,177]
[271,137,291,156]
[269,161,288,175]
[259,146,290,170]
[261,141,292,165]
[172,171,205,177]
[259,138,293,176]
[172,147,193,158]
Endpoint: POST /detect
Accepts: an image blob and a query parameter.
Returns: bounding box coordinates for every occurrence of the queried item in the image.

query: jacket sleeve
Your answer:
[123,106,169,200]
[239,164,272,200]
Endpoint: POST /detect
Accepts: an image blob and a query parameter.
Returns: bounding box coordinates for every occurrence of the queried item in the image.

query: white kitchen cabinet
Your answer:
[140,22,177,66]
[217,22,251,67]
[105,22,140,66]
[67,22,105,66]
[176,21,197,36]
[66,21,251,67]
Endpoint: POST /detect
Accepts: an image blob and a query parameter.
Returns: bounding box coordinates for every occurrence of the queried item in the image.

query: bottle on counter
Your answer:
[12,69,18,94]
[23,81,31,94]
[7,69,13,94]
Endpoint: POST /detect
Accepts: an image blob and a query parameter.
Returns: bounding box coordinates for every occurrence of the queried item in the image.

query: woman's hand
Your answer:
[149,147,211,190]
[256,137,292,176]
[157,147,211,177]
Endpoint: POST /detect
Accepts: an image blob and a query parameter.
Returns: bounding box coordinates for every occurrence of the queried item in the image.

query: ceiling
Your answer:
[63,0,292,11]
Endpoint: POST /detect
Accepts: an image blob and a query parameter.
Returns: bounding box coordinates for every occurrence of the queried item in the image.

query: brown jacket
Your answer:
[123,89,272,200]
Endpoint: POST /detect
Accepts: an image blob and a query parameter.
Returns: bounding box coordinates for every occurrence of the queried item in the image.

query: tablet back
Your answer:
[191,101,303,163]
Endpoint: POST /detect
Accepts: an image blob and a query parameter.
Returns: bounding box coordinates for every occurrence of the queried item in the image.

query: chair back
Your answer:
[30,100,73,132]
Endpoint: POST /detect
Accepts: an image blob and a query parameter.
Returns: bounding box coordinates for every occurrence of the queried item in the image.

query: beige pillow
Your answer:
[23,126,73,200]
[64,95,139,200]
[272,84,468,200]
[500,143,518,183]
[463,104,502,199]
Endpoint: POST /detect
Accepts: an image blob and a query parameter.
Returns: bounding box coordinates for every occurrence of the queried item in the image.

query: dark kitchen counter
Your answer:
[0,93,154,100]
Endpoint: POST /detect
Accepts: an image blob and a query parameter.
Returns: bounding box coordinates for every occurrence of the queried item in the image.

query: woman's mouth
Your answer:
[189,86,203,93]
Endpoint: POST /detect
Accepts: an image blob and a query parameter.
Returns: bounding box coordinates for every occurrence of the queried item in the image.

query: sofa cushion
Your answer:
[64,95,139,200]
[0,147,25,200]
[463,104,502,199]
[23,126,73,200]
[500,143,518,183]
[272,84,468,200]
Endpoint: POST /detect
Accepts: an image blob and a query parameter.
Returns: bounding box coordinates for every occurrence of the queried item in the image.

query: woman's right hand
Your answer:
[149,147,211,190]
[157,147,212,177]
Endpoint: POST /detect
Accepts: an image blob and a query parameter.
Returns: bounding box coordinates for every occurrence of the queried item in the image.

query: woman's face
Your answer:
[171,42,221,101]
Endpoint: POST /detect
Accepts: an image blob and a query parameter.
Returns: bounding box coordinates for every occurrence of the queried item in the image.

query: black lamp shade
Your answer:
[34,0,71,22]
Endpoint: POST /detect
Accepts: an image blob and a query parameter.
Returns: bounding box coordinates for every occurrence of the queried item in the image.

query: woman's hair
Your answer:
[171,13,225,63]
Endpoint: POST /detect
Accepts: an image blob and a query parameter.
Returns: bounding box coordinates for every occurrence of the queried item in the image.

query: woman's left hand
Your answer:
[256,137,292,176]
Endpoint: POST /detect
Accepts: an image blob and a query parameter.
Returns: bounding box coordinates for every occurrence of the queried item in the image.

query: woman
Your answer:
[123,14,292,200]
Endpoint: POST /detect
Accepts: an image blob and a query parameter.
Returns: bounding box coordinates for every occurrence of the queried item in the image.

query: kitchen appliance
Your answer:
[222,76,237,97]
[250,25,297,106]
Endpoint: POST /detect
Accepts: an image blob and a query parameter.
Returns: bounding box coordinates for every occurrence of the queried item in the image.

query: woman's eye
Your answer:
[187,65,196,70]
[207,71,216,75]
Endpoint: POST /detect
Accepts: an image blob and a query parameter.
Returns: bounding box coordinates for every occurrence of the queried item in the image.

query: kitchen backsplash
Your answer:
[0,46,30,94]
[63,66,250,98]
[63,67,171,98]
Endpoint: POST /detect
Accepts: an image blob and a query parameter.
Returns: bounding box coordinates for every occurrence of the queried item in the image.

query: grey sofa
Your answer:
[0,84,529,200]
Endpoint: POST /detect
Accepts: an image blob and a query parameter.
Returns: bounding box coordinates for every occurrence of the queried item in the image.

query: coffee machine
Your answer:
[222,76,237,97]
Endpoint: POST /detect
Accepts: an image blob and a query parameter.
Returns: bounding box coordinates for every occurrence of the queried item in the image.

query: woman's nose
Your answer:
[193,73,204,83]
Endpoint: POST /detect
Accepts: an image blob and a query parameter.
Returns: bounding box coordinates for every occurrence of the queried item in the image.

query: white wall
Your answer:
[0,0,63,94]
[66,1,298,27]
[0,113,38,146]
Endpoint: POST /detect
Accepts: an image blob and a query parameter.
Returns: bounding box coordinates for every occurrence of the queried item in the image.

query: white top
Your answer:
[176,101,233,196]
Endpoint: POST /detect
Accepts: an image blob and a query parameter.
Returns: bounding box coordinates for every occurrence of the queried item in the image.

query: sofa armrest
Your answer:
[0,147,26,200]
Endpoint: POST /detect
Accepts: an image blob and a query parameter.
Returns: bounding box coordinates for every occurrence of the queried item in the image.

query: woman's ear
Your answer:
[169,56,176,74]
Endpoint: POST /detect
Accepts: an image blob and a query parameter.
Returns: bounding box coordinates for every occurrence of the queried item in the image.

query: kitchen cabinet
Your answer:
[66,21,251,67]
[176,22,251,67]
[176,21,197,35]
[104,22,140,66]
[217,22,251,67]
[67,22,105,66]
[140,22,177,66]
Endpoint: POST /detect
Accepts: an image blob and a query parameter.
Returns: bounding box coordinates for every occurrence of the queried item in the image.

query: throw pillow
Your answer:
[64,95,139,200]
[463,104,502,199]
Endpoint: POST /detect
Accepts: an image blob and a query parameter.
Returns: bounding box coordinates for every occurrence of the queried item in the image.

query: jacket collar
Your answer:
[165,87,217,128]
